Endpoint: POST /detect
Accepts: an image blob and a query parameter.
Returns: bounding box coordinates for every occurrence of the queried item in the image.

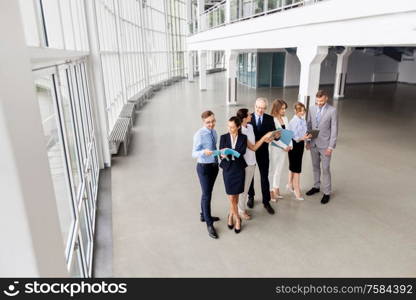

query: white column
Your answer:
[197,0,205,31]
[0,0,67,277]
[334,47,353,98]
[186,0,193,35]
[187,51,195,82]
[198,50,207,90]
[225,0,231,24]
[225,49,238,105]
[85,0,111,168]
[264,0,268,12]
[207,50,215,69]
[297,45,328,105]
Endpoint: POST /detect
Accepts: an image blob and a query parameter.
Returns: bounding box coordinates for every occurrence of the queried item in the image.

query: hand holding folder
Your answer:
[213,149,241,161]
[271,129,294,149]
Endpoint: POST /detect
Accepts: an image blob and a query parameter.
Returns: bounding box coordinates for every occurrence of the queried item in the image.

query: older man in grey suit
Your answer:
[305,90,338,204]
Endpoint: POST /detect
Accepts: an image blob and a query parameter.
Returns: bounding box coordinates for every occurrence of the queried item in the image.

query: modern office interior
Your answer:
[1,0,415,278]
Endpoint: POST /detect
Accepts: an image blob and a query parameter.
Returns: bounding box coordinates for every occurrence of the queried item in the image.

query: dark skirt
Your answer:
[222,162,245,195]
[288,140,305,173]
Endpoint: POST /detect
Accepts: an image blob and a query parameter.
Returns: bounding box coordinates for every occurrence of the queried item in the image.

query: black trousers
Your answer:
[248,151,271,205]
[196,163,218,226]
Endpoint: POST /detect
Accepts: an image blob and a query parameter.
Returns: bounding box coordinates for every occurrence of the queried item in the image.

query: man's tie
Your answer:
[210,131,218,163]
[257,116,262,129]
[316,107,322,126]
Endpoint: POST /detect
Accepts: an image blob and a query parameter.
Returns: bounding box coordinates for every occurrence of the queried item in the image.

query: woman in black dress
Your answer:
[287,102,312,201]
[219,116,247,233]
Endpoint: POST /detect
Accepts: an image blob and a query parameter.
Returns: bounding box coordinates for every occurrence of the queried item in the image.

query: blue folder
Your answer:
[273,129,294,146]
[213,149,240,160]
[280,129,294,145]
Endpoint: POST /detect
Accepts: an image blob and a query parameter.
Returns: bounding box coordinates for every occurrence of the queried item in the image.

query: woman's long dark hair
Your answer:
[236,108,249,121]
[229,116,242,134]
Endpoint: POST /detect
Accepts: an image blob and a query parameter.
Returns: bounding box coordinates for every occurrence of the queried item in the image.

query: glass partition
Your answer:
[33,60,99,277]
[268,0,283,10]
[35,74,75,252]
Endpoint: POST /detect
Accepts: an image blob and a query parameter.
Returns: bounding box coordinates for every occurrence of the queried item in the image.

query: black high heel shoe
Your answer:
[227,214,234,230]
[234,217,242,234]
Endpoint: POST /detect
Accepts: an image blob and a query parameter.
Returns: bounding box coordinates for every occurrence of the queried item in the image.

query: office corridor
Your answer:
[111,72,416,277]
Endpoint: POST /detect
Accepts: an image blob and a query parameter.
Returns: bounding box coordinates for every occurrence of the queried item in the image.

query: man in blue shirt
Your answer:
[192,110,220,239]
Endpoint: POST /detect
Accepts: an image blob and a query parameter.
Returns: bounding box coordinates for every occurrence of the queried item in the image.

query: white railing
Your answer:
[197,0,326,33]
[200,0,227,32]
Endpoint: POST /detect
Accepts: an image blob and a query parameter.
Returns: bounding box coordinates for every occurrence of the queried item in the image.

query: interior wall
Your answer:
[283,52,300,87]
[346,51,378,83]
[320,51,337,85]
[398,50,416,84]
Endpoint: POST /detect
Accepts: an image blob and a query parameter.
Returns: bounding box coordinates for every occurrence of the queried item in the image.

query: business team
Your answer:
[192,90,338,239]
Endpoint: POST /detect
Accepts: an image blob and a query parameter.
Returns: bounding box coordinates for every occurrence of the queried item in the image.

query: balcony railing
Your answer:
[195,0,325,34]
[200,0,227,31]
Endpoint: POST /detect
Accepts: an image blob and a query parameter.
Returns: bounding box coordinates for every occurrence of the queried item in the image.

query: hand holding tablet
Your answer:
[307,129,320,139]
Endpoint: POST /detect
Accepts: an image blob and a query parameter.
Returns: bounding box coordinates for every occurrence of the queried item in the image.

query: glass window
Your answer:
[18,0,41,46]
[41,0,65,48]
[79,199,92,271]
[268,0,283,10]
[69,239,83,277]
[80,63,94,141]
[35,74,74,250]
[254,0,264,14]
[68,66,87,164]
[84,178,96,228]
[59,0,76,50]
[70,0,83,50]
[75,65,91,147]
[58,68,82,197]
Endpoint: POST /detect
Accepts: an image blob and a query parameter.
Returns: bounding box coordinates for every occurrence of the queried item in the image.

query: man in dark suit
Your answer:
[248,98,279,214]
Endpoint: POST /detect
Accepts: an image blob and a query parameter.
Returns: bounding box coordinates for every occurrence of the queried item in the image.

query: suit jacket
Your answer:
[219,133,247,171]
[250,113,276,157]
[307,104,338,149]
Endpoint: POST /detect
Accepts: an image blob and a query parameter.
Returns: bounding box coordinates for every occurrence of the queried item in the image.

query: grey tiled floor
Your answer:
[111,73,416,277]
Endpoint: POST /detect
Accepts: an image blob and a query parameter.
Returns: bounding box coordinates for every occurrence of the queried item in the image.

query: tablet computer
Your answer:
[308,129,320,139]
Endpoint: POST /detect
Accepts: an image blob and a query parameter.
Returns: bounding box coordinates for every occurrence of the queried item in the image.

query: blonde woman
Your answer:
[287,102,312,200]
[269,99,292,201]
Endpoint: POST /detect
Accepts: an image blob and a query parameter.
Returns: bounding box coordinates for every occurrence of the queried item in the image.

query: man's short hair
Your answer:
[316,90,328,98]
[255,97,268,107]
[201,110,214,119]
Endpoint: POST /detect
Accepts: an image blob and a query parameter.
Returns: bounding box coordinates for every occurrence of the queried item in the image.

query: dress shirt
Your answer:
[192,127,218,163]
[230,134,238,160]
[288,115,307,142]
[254,113,263,128]
[241,124,256,166]
[315,103,327,127]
